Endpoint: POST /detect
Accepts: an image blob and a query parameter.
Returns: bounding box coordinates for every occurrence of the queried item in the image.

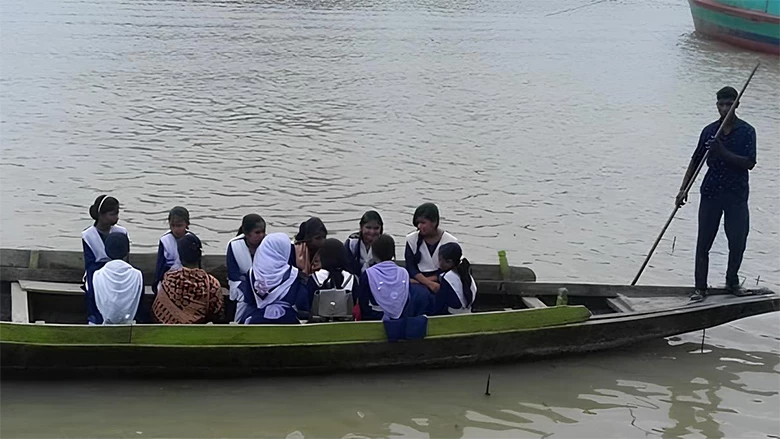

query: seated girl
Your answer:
[404,203,457,315]
[153,206,196,294]
[306,238,357,316]
[152,234,225,324]
[82,195,128,325]
[293,217,327,278]
[241,233,306,325]
[344,210,383,275]
[226,214,266,323]
[93,233,144,325]
[355,234,411,321]
[433,243,477,315]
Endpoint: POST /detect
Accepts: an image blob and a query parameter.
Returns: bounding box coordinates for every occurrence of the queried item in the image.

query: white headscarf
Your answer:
[93,259,143,324]
[252,233,298,318]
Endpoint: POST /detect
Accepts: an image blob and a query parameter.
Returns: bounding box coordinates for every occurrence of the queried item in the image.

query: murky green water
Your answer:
[2,322,779,438]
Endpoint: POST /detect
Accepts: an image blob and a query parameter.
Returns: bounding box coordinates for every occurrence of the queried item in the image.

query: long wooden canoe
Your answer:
[1,248,778,378]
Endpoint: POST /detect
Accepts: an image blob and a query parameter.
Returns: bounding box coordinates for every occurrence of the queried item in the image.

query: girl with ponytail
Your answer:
[81,195,128,324]
[434,242,477,315]
[306,238,356,316]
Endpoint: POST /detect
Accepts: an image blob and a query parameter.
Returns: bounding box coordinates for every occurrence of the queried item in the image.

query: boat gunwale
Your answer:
[0,247,537,285]
[0,305,593,347]
[585,292,779,322]
[1,305,578,328]
[2,294,777,348]
[0,323,583,349]
[2,295,777,378]
[689,0,780,24]
[9,279,762,296]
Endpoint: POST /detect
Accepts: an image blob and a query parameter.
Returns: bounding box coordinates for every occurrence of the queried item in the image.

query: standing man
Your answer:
[676,86,757,301]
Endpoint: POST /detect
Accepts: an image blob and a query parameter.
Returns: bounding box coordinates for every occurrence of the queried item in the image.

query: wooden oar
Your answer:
[631,62,760,286]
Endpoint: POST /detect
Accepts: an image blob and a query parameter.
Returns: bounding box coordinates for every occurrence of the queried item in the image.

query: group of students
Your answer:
[82,195,477,326]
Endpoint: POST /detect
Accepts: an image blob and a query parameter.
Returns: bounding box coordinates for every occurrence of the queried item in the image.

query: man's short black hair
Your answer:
[717,86,738,101]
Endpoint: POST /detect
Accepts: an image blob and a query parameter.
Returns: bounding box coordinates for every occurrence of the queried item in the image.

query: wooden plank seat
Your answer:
[606,295,634,313]
[521,297,548,309]
[18,280,154,296]
[17,280,228,297]
[11,282,29,323]
[11,280,231,325]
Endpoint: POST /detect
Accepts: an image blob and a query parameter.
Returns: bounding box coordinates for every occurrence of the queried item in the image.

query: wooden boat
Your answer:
[688,0,780,54]
[1,248,778,378]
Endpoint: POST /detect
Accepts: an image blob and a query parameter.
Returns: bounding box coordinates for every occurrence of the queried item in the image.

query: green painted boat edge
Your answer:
[0,324,133,345]
[0,306,591,347]
[714,0,775,14]
[690,1,780,37]
[691,2,779,36]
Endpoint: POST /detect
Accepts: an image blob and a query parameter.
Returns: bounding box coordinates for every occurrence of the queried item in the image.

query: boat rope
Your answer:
[546,0,610,17]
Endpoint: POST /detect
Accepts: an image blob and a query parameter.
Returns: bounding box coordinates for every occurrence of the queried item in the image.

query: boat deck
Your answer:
[601,289,760,314]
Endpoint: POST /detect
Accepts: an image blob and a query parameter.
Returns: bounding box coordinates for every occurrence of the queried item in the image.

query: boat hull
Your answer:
[688,0,780,54]
[2,248,778,378]
[2,294,777,378]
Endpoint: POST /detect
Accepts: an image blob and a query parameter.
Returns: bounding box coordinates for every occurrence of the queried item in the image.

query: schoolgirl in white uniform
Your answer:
[404,203,457,315]
[82,195,128,324]
[344,210,383,275]
[153,206,196,293]
[434,242,477,315]
[226,214,266,323]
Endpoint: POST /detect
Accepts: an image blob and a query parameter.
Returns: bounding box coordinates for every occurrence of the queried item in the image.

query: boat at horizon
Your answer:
[688,0,780,54]
[1,248,777,378]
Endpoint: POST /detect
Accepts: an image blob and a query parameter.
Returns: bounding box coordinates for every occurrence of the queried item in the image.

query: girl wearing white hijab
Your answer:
[92,233,143,325]
[243,232,305,324]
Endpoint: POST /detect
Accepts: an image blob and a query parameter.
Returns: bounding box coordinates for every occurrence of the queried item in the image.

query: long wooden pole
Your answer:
[631,62,760,286]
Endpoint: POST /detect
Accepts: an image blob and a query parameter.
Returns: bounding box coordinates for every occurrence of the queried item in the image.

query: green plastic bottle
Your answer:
[556,288,569,306]
[498,250,509,281]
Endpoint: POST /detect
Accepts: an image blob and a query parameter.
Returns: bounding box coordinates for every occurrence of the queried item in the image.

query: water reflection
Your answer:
[452,338,780,438]
[1,338,778,438]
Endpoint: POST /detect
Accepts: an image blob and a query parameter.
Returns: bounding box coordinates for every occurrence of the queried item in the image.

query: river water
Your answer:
[1,0,779,437]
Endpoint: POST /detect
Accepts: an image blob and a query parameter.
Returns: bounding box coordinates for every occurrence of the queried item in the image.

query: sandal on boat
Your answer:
[726,284,751,297]
[689,289,706,302]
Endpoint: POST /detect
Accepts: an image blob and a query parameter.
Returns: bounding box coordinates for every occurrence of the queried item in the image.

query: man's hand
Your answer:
[675,190,687,207]
[706,136,726,157]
